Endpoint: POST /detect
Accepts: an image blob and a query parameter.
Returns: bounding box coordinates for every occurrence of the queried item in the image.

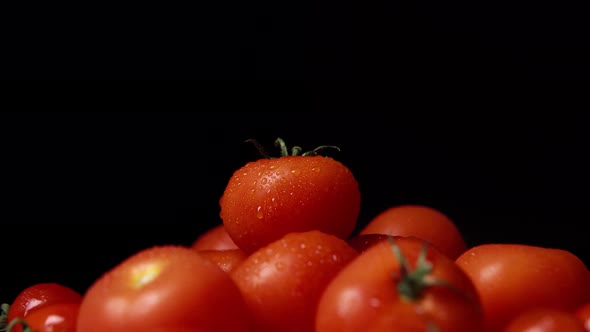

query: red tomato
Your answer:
[76,245,252,332]
[196,248,248,273]
[16,302,80,332]
[220,138,361,254]
[504,308,586,332]
[230,230,358,332]
[455,243,589,332]
[574,302,590,331]
[360,204,467,259]
[7,283,82,332]
[191,224,239,251]
[316,236,485,332]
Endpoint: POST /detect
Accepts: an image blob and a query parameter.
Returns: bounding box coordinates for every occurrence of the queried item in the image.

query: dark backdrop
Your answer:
[3,0,589,79]
[2,111,588,302]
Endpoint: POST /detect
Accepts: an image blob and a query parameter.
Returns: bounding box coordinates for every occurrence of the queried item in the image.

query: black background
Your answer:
[1,110,588,303]
[3,0,590,79]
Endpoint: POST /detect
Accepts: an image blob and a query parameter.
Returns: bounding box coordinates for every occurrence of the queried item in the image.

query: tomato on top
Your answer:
[220,138,361,254]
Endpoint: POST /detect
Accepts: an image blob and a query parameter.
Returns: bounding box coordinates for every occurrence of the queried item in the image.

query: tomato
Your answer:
[504,308,586,332]
[455,243,589,332]
[574,302,590,331]
[7,302,80,332]
[360,204,467,259]
[191,224,239,251]
[347,233,391,253]
[196,248,248,273]
[76,245,252,332]
[230,230,358,332]
[7,283,82,332]
[316,235,485,332]
[219,138,361,254]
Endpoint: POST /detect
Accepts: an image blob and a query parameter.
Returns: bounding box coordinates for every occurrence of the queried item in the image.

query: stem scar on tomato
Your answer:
[245,137,341,159]
[388,237,472,331]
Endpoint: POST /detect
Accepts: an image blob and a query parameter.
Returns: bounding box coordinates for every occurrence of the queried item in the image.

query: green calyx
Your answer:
[246,137,340,159]
[388,237,466,302]
[0,303,8,332]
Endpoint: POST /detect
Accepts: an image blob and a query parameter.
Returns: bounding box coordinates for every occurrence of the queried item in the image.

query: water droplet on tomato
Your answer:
[291,168,301,176]
[307,261,313,266]
[300,243,306,249]
[256,206,264,219]
[260,178,268,185]
[312,167,321,173]
[332,254,339,262]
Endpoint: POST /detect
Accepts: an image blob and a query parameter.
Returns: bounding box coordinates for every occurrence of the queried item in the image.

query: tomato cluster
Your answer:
[1,138,589,332]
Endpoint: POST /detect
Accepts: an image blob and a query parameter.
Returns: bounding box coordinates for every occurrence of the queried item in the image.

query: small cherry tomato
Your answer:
[7,283,82,332]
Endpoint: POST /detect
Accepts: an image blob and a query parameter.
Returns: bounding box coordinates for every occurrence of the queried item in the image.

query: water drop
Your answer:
[307,261,313,266]
[256,206,264,219]
[291,169,301,176]
[313,167,321,173]
[260,178,268,185]
[300,243,306,249]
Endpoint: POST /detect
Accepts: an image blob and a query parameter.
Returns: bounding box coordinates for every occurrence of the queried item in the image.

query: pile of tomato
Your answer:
[2,138,589,332]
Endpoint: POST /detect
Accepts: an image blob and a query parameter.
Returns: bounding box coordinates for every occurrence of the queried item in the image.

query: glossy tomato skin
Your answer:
[316,236,485,332]
[22,302,80,332]
[76,245,252,332]
[231,230,359,332]
[360,204,467,259]
[575,302,590,331]
[191,224,239,251]
[220,155,361,254]
[455,243,589,332]
[7,282,82,332]
[504,308,586,332]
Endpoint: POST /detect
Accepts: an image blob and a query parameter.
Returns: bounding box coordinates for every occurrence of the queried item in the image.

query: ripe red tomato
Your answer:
[220,138,361,254]
[76,245,252,332]
[7,282,82,332]
[574,302,590,331]
[191,224,239,251]
[196,248,248,273]
[504,308,586,332]
[230,230,358,332]
[360,204,467,259]
[316,236,485,332]
[13,302,80,332]
[455,243,589,332]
